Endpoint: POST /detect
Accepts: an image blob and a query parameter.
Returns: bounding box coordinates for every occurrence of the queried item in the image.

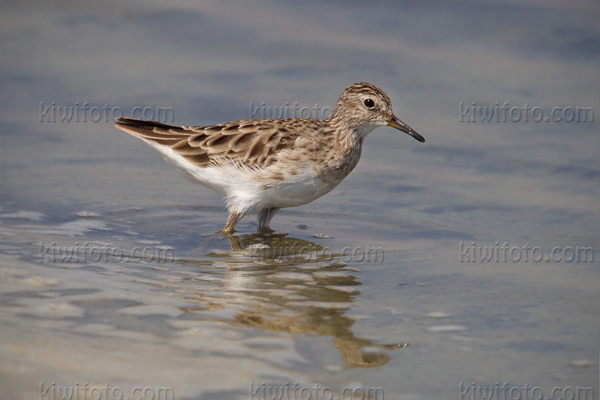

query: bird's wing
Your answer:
[115,117,300,169]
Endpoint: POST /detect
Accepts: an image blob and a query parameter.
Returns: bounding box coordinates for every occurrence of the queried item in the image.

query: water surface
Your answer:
[1,1,599,399]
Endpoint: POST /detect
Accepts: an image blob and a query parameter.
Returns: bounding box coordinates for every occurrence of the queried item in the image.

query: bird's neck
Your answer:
[327,113,376,143]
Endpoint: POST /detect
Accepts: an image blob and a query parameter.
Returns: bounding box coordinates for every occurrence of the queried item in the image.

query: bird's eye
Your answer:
[363,98,375,109]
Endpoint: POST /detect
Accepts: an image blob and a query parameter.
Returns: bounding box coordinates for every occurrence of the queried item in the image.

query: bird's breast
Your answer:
[317,139,363,184]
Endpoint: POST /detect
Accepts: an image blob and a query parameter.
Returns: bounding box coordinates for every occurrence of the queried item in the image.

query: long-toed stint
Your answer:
[115,82,424,233]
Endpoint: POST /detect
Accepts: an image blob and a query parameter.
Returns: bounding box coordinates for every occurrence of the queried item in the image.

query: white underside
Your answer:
[145,140,339,215]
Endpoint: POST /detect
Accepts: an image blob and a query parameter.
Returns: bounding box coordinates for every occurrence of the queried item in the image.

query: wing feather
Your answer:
[114,117,301,169]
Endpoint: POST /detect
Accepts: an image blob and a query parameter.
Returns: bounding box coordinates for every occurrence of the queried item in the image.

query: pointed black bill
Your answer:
[387,116,425,142]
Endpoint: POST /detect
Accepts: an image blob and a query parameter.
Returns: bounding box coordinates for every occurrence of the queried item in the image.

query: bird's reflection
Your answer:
[194,232,405,368]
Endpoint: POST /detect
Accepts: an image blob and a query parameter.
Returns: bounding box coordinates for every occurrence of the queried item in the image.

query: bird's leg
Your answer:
[221,212,244,234]
[257,207,279,233]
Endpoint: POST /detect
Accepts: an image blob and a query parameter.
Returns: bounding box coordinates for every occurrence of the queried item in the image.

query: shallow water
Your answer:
[1,1,599,399]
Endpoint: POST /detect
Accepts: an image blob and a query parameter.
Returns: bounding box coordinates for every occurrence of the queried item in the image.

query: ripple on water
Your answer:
[426,325,467,333]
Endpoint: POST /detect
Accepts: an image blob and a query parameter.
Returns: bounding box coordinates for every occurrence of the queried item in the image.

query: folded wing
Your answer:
[115,117,298,169]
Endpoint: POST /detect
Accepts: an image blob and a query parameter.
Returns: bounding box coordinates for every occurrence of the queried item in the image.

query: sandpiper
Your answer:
[115,82,424,233]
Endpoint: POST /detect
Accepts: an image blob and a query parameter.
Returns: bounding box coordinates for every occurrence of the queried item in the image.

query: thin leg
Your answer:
[257,207,279,232]
[221,212,243,234]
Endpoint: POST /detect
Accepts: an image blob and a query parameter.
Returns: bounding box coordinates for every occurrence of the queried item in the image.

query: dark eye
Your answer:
[363,98,375,109]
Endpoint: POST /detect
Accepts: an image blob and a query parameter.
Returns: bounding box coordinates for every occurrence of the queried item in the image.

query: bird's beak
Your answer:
[387,115,425,142]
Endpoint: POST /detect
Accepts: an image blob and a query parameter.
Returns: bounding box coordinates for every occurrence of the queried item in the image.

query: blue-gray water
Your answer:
[1,1,599,399]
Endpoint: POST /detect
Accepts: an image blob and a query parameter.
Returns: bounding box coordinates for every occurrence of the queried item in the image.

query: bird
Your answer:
[114,82,424,233]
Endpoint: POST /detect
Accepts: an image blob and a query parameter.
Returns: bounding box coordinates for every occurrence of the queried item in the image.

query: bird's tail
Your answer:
[114,117,193,146]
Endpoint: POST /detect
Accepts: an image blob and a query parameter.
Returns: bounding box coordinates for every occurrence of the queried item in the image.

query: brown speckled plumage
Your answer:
[115,82,424,233]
